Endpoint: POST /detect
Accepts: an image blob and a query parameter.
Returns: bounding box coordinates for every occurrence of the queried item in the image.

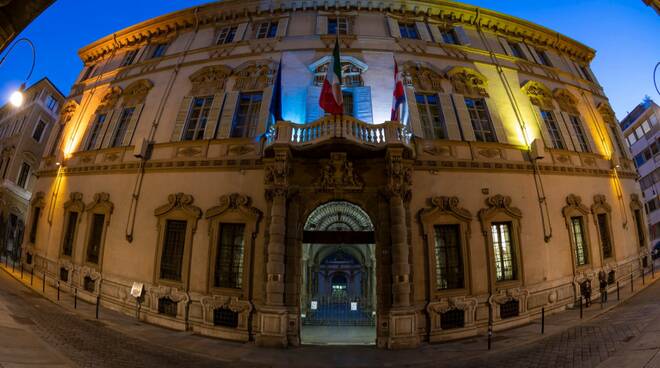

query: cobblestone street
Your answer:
[1,264,659,368]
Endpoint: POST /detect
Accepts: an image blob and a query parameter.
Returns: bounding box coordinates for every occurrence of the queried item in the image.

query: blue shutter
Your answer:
[353,86,373,123]
[306,86,323,123]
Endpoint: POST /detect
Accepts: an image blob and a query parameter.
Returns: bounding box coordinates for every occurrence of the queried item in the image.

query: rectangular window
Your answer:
[535,48,552,67]
[399,22,419,39]
[159,219,188,281]
[596,213,613,259]
[507,41,526,60]
[217,26,237,45]
[433,224,464,290]
[570,216,588,266]
[579,65,593,82]
[29,207,41,244]
[255,21,278,39]
[569,115,590,152]
[328,17,349,35]
[183,96,214,141]
[49,124,64,156]
[62,211,79,257]
[540,110,564,149]
[121,49,138,67]
[46,95,58,112]
[32,120,47,142]
[86,213,106,264]
[342,91,354,117]
[464,97,496,142]
[17,162,30,189]
[440,29,458,44]
[150,43,168,58]
[491,222,516,281]
[110,107,135,147]
[416,93,446,139]
[81,65,95,81]
[230,92,262,138]
[634,209,645,248]
[214,223,246,289]
[85,113,106,150]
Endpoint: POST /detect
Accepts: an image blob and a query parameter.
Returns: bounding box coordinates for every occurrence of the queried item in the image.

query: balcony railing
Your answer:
[266,116,410,148]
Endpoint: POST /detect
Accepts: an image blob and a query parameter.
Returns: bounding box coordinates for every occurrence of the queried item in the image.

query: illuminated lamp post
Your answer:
[0,38,36,107]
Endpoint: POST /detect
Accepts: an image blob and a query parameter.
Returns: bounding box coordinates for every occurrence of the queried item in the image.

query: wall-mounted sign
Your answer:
[311,301,318,310]
[351,302,358,311]
[130,282,144,298]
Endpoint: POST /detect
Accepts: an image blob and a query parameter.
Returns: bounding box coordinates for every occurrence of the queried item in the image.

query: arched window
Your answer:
[591,195,615,261]
[312,62,364,87]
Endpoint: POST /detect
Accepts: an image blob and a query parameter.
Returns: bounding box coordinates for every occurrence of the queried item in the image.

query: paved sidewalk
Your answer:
[0,257,659,367]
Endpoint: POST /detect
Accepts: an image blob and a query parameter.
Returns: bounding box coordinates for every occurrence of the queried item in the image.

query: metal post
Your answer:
[20,263,23,278]
[42,270,46,293]
[579,296,583,319]
[617,281,620,301]
[12,257,15,272]
[541,307,545,334]
[30,268,33,286]
[487,303,492,350]
[631,273,634,293]
[96,295,100,319]
[57,282,60,301]
[642,266,645,285]
[74,288,77,309]
[653,261,656,278]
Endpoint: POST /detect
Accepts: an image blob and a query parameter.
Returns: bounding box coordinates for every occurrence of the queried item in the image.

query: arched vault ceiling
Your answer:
[304,201,374,231]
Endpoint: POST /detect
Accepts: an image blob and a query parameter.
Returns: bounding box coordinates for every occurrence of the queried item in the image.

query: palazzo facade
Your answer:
[24,0,649,349]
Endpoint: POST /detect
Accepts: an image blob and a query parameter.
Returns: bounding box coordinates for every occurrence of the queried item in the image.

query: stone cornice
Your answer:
[78,0,595,63]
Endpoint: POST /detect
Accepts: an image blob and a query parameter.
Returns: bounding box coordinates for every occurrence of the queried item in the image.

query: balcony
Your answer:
[266,116,411,149]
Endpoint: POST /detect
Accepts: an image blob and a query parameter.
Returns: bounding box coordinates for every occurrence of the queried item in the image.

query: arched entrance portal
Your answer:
[300,201,376,345]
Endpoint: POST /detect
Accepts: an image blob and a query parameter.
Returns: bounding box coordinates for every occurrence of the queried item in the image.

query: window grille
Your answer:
[84,276,95,292]
[416,93,447,140]
[62,212,78,257]
[569,115,590,152]
[441,29,458,44]
[342,91,353,116]
[17,162,30,188]
[500,300,519,319]
[60,267,69,282]
[433,224,464,289]
[213,307,239,328]
[491,222,516,281]
[465,97,496,142]
[159,220,187,281]
[540,110,565,149]
[214,223,246,289]
[507,41,526,60]
[255,21,278,39]
[33,120,46,142]
[158,297,178,317]
[29,207,40,244]
[85,113,106,150]
[217,26,237,45]
[535,49,552,66]
[596,213,613,258]
[150,43,168,58]
[230,93,262,138]
[399,22,418,39]
[440,309,465,329]
[328,17,349,35]
[183,96,214,141]
[86,213,105,264]
[570,217,588,266]
[121,49,138,66]
[111,107,135,148]
[313,62,363,87]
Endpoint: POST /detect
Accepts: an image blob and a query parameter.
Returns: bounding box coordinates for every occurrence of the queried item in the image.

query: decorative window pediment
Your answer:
[590,194,611,214]
[154,192,202,223]
[596,102,617,126]
[63,192,85,214]
[553,88,579,114]
[403,63,445,92]
[521,80,554,110]
[98,87,122,112]
[562,194,590,218]
[630,193,643,212]
[85,192,114,214]
[121,79,153,106]
[232,60,275,92]
[60,100,79,123]
[447,66,488,98]
[478,194,522,228]
[189,65,232,95]
[31,191,45,208]
[205,193,262,223]
[419,196,472,226]
[309,56,367,87]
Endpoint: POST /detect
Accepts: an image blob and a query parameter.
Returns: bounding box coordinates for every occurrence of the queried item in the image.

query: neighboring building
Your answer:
[0,0,54,52]
[0,77,63,261]
[24,0,647,350]
[643,0,660,15]
[620,98,659,247]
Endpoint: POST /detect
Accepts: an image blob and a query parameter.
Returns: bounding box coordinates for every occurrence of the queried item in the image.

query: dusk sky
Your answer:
[0,0,657,120]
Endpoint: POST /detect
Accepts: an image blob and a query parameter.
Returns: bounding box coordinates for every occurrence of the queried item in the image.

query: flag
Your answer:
[390,59,406,121]
[270,58,283,122]
[319,38,343,115]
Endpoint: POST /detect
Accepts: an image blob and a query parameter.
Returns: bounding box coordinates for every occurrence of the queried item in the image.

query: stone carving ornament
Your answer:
[553,88,579,115]
[385,149,412,199]
[59,100,79,122]
[405,64,445,92]
[447,67,488,98]
[189,65,231,95]
[233,61,274,92]
[98,87,122,112]
[317,152,364,191]
[154,192,202,219]
[121,79,153,106]
[205,193,263,222]
[521,80,554,110]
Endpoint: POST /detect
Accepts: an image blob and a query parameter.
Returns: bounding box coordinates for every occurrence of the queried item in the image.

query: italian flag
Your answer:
[319,38,343,115]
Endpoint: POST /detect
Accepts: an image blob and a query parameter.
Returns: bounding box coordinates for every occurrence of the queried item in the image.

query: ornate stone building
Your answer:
[24,0,648,349]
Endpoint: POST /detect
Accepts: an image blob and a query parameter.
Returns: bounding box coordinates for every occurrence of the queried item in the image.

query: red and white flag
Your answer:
[391,59,406,121]
[319,38,343,115]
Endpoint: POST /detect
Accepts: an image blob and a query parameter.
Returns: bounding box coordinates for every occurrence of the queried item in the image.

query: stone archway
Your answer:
[300,200,377,345]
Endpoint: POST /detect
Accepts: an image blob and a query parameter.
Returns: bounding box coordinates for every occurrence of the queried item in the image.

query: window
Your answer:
[634,209,645,248]
[328,17,349,35]
[86,213,105,264]
[641,120,651,134]
[183,96,214,141]
[213,307,239,328]
[416,93,446,139]
[569,115,590,152]
[32,120,47,142]
[465,97,496,142]
[535,48,552,67]
[341,91,353,116]
[433,224,464,290]
[313,62,363,87]
[540,110,564,149]
[158,298,178,316]
[440,29,458,45]
[255,21,278,39]
[635,125,644,139]
[62,211,79,257]
[230,92,262,138]
[440,309,465,329]
[17,162,30,189]
[81,65,95,80]
[217,26,237,45]
[121,49,138,67]
[570,217,588,266]
[159,219,187,281]
[45,95,58,112]
[596,213,613,259]
[85,113,107,150]
[507,41,526,60]
[500,299,519,319]
[578,65,593,82]
[214,223,245,289]
[84,276,95,292]
[49,125,64,156]
[399,22,419,39]
[491,222,516,281]
[29,206,41,244]
[110,107,135,147]
[150,43,168,58]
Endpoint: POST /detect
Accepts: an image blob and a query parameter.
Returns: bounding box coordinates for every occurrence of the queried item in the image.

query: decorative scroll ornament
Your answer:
[121,79,153,106]
[553,88,579,114]
[630,193,644,211]
[98,87,122,112]
[85,192,114,213]
[596,102,617,125]
[60,100,79,123]
[489,287,529,306]
[317,152,364,191]
[427,196,472,220]
[427,296,477,314]
[205,193,263,221]
[591,194,611,213]
[63,192,85,214]
[189,65,231,95]
[233,60,274,91]
[478,194,522,228]
[201,295,253,314]
[405,64,445,92]
[562,194,590,217]
[447,66,488,98]
[385,150,412,200]
[154,192,202,219]
[521,80,554,110]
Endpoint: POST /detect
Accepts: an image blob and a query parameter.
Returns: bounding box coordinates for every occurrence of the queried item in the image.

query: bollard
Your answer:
[74,288,77,309]
[12,258,15,272]
[57,282,60,301]
[631,273,634,293]
[579,296,583,319]
[617,281,620,301]
[20,263,23,278]
[96,295,100,319]
[653,261,656,278]
[487,303,493,350]
[30,268,33,286]
[643,267,645,285]
[541,307,545,334]
[42,270,46,293]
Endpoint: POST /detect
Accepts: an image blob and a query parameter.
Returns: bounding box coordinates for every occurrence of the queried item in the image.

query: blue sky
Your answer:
[0,0,657,119]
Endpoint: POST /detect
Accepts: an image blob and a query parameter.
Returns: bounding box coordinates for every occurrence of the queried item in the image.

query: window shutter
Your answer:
[526,46,542,64]
[257,86,274,136]
[484,98,508,144]
[80,115,97,151]
[100,109,121,148]
[498,37,513,56]
[429,25,443,43]
[387,17,400,38]
[353,86,373,123]
[276,17,289,38]
[217,92,239,138]
[531,105,553,148]
[453,26,471,46]
[416,22,431,41]
[406,88,423,137]
[306,86,323,123]
[316,15,328,35]
[452,94,476,141]
[519,43,535,62]
[559,111,582,152]
[235,23,248,42]
[122,103,144,147]
[93,109,115,150]
[554,109,575,151]
[439,93,461,140]
[582,119,597,153]
[203,93,225,140]
[171,96,193,142]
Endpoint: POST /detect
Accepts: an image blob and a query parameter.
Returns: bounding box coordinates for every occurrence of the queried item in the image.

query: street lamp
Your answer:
[0,38,36,108]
